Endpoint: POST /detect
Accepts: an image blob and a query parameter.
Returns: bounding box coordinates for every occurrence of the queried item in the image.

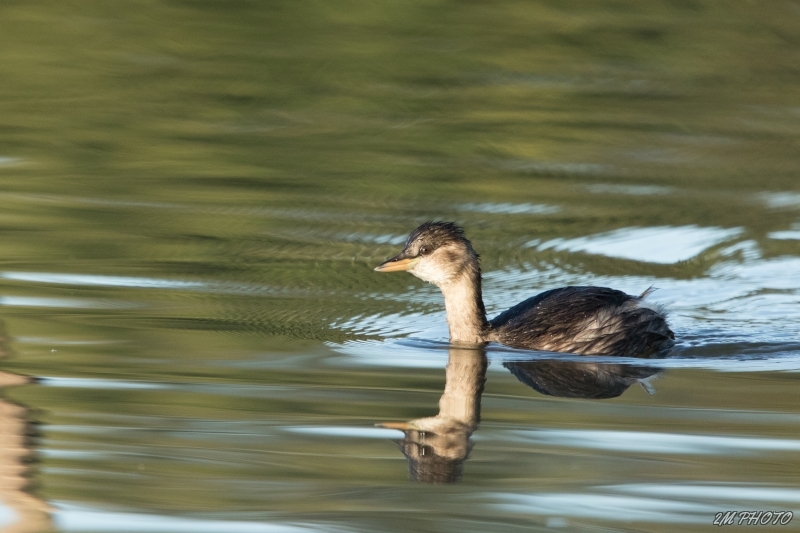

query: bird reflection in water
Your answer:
[0,322,52,531]
[504,359,659,400]
[380,347,659,483]
[380,346,487,484]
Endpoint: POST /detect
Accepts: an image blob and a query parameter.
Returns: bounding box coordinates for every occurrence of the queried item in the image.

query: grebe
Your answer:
[374,221,674,356]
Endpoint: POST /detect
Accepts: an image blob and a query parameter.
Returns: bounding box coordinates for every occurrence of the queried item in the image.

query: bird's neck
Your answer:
[440,267,488,344]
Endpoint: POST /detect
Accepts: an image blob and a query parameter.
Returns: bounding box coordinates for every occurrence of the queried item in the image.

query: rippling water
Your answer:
[1,2,800,532]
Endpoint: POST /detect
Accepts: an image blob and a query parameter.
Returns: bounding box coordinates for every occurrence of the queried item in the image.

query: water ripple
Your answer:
[0,296,131,309]
[53,502,347,533]
[490,484,800,525]
[492,492,714,524]
[1,272,206,290]
[534,225,743,263]
[508,428,800,455]
[456,202,560,215]
[585,184,674,196]
[0,271,313,298]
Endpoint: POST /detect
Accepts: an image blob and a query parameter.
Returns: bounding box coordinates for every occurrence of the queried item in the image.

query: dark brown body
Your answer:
[488,286,674,356]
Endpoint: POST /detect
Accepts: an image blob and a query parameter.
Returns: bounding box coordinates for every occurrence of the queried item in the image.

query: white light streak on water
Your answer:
[53,503,343,533]
[490,484,800,525]
[769,224,800,240]
[491,492,714,524]
[282,426,405,439]
[509,429,800,455]
[39,377,169,390]
[761,191,800,209]
[586,184,674,196]
[0,296,136,309]
[339,232,407,245]
[534,225,743,263]
[608,484,800,503]
[0,156,22,166]
[457,202,561,215]
[0,272,206,289]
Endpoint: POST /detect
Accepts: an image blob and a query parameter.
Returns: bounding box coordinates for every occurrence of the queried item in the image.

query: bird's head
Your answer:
[374,221,478,286]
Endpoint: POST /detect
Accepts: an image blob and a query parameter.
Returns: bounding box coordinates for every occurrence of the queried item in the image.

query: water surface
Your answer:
[1,1,799,532]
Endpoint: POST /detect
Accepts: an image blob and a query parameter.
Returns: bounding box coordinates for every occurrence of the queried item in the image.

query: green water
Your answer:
[0,1,799,532]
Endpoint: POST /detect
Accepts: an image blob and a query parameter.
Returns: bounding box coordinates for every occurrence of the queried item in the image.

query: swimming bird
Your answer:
[374,221,674,356]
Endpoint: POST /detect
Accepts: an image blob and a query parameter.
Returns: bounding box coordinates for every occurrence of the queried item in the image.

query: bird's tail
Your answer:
[639,285,658,299]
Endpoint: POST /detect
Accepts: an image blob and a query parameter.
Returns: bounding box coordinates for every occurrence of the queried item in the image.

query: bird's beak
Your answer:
[376,422,413,430]
[374,252,418,272]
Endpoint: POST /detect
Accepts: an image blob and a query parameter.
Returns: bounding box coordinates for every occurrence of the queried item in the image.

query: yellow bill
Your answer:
[374,256,418,272]
[376,422,413,430]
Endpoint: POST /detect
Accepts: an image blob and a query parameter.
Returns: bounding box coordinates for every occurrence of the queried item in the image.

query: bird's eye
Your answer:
[418,246,430,256]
